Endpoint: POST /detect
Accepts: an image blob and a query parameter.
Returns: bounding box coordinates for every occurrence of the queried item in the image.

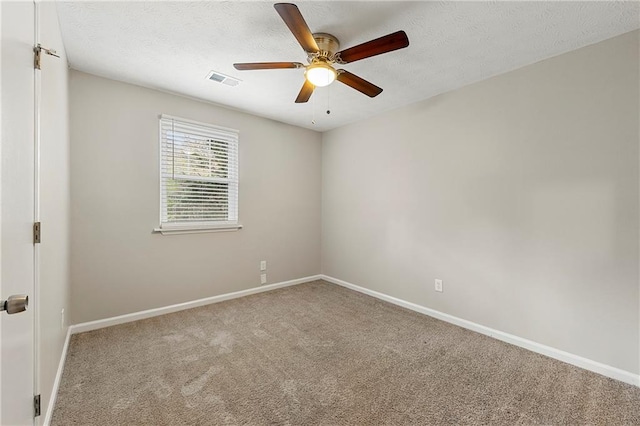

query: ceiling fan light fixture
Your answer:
[234,4,410,102]
[305,62,336,87]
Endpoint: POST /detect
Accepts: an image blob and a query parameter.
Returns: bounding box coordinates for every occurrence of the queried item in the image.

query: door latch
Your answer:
[0,295,29,314]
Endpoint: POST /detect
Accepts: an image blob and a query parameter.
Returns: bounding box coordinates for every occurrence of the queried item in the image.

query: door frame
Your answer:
[0,0,3,414]
[33,1,42,423]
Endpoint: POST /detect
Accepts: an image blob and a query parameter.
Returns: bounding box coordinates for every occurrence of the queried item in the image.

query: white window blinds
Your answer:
[159,115,239,230]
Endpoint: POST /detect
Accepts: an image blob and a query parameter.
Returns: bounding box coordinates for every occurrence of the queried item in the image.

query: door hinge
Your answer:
[33,222,41,244]
[34,44,60,70]
[34,394,41,417]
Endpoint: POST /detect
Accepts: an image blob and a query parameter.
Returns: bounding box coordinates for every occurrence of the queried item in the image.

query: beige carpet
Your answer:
[52,280,640,425]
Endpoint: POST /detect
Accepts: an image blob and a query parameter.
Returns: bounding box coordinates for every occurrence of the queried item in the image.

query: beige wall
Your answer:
[69,30,638,375]
[70,71,322,323]
[321,31,640,374]
[39,2,71,419]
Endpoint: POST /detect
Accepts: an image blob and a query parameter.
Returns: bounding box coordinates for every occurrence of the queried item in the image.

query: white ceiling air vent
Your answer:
[206,70,241,87]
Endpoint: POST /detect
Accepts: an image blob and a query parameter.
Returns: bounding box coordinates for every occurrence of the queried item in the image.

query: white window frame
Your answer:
[155,114,241,235]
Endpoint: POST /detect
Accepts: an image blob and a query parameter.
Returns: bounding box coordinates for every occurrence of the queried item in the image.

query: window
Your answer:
[157,114,240,234]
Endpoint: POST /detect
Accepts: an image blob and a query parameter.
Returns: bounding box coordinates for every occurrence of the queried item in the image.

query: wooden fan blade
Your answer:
[295,80,315,103]
[234,62,303,70]
[337,30,409,63]
[274,3,319,53]
[336,70,383,97]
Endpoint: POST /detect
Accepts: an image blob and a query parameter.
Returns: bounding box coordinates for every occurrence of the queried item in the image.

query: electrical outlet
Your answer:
[260,274,267,285]
[435,279,443,292]
[61,308,65,329]
[260,260,267,271]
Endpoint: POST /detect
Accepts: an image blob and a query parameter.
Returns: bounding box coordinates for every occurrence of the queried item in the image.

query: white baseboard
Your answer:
[43,326,72,426]
[70,275,321,335]
[321,274,640,388]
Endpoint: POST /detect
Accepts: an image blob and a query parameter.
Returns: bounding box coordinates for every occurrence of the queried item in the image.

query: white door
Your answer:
[1,1,36,425]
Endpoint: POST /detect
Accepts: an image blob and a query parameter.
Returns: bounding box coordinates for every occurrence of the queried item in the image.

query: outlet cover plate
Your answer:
[435,279,443,292]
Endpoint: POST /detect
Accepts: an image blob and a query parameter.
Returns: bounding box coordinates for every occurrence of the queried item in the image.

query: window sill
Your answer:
[153,224,243,235]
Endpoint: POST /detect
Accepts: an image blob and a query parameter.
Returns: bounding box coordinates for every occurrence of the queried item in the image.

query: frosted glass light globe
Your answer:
[305,63,337,87]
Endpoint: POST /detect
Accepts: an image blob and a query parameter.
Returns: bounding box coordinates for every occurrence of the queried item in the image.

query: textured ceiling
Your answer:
[56,1,639,132]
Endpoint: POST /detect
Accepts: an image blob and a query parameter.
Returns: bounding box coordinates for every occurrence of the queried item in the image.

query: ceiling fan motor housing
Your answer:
[311,33,340,60]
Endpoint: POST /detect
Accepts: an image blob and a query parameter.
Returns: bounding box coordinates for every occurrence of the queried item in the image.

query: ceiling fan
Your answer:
[233,3,410,103]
